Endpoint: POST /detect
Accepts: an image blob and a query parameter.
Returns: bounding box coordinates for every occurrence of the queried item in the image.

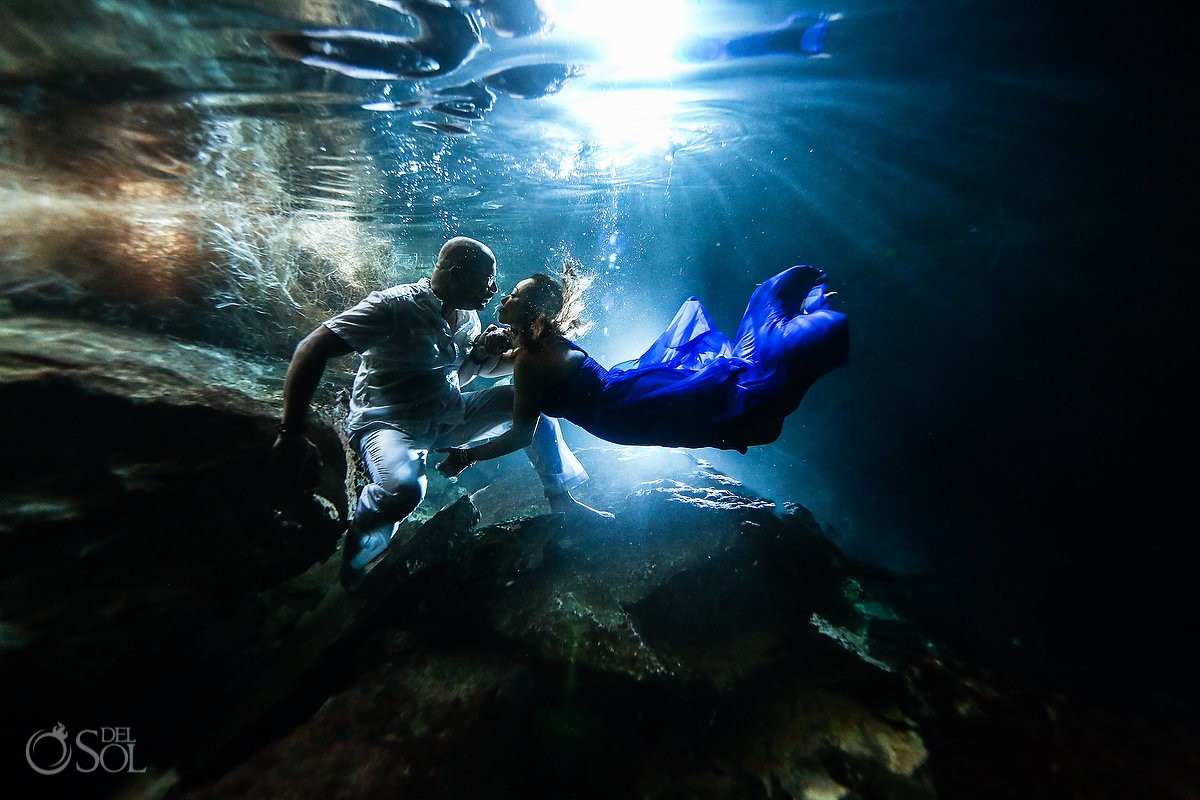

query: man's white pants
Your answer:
[348,384,586,538]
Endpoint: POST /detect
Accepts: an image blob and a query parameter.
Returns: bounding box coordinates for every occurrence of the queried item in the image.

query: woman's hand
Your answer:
[435,447,475,479]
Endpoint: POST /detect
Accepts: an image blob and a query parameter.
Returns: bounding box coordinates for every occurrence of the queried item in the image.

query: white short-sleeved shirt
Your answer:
[323,279,481,440]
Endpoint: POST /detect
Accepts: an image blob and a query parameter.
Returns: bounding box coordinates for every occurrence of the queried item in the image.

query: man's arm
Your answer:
[272,325,354,490]
[471,349,516,380]
[280,324,354,431]
[438,353,543,476]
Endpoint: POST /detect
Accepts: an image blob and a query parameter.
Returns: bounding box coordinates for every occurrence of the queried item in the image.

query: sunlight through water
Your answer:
[544,0,692,80]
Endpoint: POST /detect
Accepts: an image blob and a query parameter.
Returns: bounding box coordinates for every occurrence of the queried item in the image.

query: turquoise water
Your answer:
[0,0,1188,712]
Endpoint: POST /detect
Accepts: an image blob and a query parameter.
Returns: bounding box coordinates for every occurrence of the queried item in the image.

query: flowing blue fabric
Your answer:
[540,266,850,452]
[609,297,733,373]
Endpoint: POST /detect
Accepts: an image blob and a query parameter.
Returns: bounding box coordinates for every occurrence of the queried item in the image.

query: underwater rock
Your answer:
[0,314,350,794]
[182,629,534,800]
[403,447,899,689]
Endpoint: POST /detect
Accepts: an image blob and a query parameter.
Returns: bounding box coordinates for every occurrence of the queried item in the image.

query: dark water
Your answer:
[1,0,1191,717]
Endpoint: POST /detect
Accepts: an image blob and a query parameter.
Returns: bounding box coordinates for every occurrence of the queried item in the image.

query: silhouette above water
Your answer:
[677,13,835,63]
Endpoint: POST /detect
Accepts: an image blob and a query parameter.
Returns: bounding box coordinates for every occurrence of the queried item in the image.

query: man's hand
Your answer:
[475,324,513,358]
[271,431,323,492]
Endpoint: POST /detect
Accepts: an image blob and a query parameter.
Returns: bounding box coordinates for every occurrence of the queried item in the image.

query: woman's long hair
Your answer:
[522,256,593,347]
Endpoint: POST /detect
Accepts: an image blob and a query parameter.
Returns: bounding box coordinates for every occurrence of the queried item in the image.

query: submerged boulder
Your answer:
[0,315,349,793]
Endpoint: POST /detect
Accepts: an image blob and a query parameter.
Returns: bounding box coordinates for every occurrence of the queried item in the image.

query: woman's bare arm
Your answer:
[437,350,546,475]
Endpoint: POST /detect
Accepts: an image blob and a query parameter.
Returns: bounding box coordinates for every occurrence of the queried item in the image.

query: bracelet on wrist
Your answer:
[277,421,308,435]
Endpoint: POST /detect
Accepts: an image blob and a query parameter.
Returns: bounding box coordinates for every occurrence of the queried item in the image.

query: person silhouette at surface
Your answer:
[675,13,835,63]
[435,261,849,479]
[272,237,601,590]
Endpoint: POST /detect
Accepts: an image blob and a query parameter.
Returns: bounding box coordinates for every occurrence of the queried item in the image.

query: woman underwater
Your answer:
[435,261,849,478]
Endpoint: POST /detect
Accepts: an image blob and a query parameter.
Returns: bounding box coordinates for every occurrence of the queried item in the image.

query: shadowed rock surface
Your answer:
[1,315,1195,799]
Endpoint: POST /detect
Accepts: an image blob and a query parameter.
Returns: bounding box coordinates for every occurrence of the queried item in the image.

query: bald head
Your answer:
[431,236,499,310]
[437,236,496,274]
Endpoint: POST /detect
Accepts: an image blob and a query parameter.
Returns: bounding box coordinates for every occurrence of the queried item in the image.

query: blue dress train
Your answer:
[539,266,850,453]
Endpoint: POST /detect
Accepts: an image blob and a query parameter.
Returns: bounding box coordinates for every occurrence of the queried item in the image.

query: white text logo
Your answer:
[25,723,147,775]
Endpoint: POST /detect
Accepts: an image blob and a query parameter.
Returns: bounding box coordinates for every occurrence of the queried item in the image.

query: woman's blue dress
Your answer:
[539,265,850,452]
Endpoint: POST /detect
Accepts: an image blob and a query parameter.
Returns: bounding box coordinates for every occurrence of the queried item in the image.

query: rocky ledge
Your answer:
[1,315,1195,799]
